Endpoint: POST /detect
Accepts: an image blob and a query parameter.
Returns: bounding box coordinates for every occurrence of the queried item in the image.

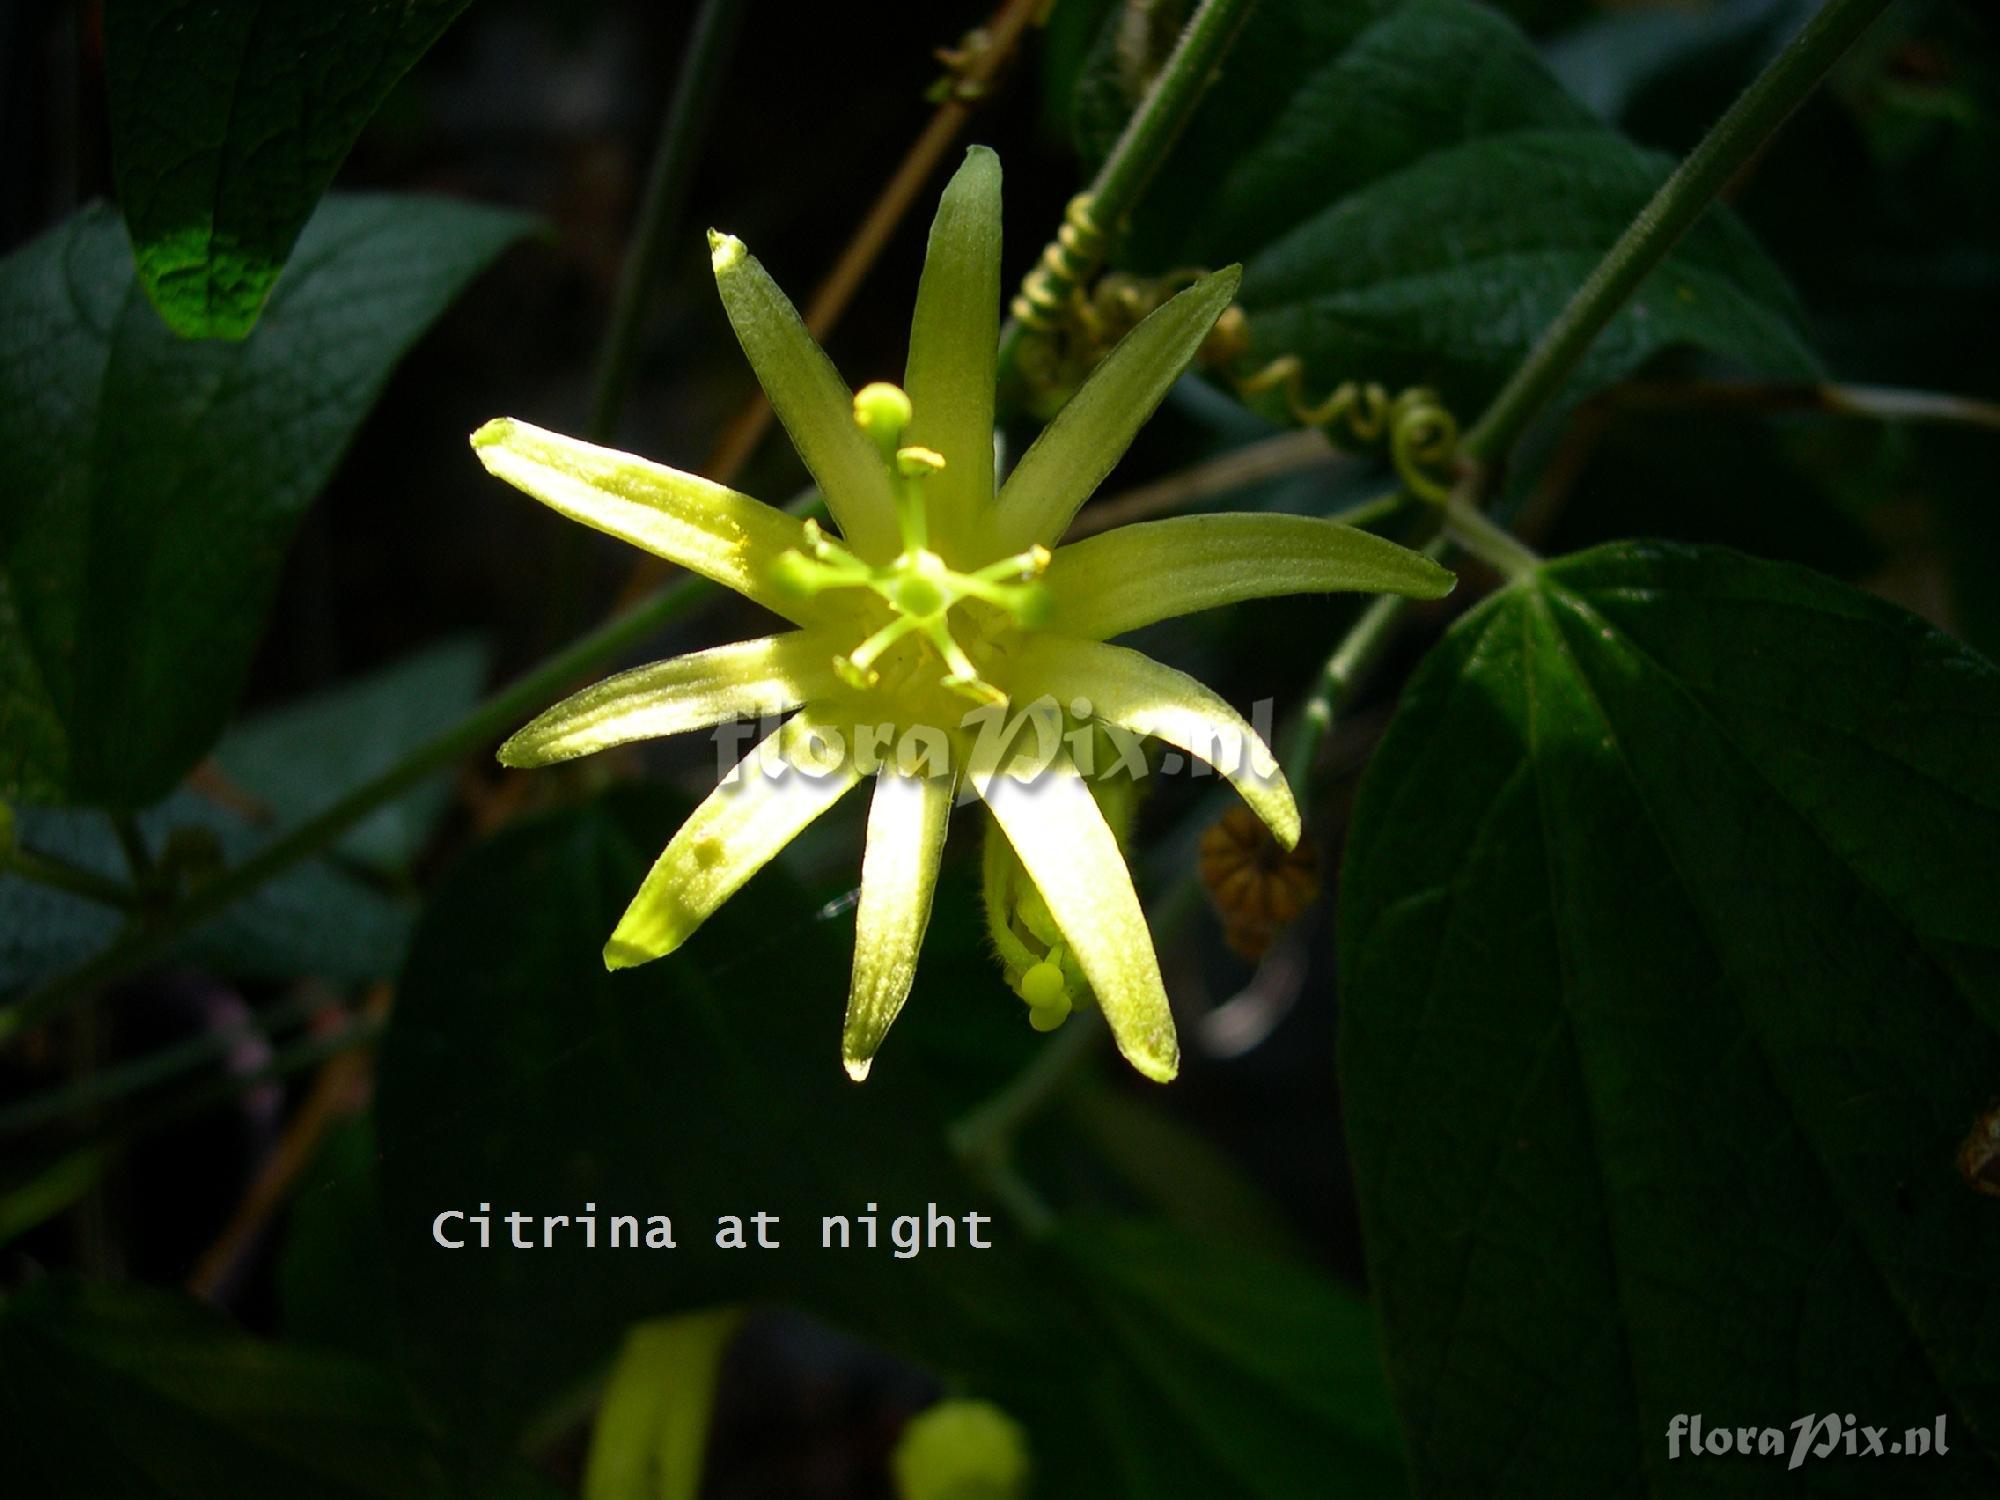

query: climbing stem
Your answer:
[1280,585,1419,796]
[997,0,1256,380]
[1443,491,1543,583]
[1462,0,1892,463]
[3,841,143,914]
[1086,0,1258,238]
[3,564,733,1046]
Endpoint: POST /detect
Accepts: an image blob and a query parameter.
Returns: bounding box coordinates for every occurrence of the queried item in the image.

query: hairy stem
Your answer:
[1087,0,1258,238]
[1462,0,1891,463]
[997,0,1257,376]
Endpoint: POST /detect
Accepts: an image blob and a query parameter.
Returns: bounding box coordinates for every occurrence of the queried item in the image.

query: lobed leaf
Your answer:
[1340,540,2000,1494]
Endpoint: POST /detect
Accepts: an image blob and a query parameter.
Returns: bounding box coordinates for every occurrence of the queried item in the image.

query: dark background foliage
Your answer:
[2,1,1997,1496]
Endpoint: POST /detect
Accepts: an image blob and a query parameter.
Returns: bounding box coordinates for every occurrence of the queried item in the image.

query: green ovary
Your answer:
[776,383,1048,709]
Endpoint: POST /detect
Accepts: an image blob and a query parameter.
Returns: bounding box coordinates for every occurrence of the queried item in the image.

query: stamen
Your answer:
[929,621,1005,706]
[970,544,1051,585]
[772,523,871,597]
[775,383,1035,706]
[957,547,1052,624]
[838,615,922,689]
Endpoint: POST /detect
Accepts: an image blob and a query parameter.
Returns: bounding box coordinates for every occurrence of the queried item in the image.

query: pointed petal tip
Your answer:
[707,229,745,274]
[602,936,664,971]
[842,1055,874,1083]
[1129,1046,1180,1084]
[470,417,513,450]
[958,143,1001,180]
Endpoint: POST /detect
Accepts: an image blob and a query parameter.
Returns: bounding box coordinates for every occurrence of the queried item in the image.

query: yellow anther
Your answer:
[1028,998,1071,1032]
[1018,961,1067,1008]
[896,445,946,477]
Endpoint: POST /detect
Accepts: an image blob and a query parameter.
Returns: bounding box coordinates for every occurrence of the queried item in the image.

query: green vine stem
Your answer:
[3,569,721,1047]
[1461,0,1893,465]
[0,987,332,1136]
[996,0,1256,378]
[3,840,143,914]
[1275,0,1893,819]
[1279,580,1419,796]
[542,0,745,641]
[3,0,1888,1076]
[1443,490,1543,583]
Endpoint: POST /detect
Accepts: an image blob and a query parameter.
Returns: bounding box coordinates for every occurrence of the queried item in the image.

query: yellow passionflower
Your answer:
[472,147,1451,1083]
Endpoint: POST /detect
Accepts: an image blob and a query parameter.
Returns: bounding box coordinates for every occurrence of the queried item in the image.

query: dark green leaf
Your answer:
[0,195,529,809]
[279,1118,398,1364]
[0,794,409,1000]
[215,636,489,873]
[0,1276,453,1499]
[104,0,475,338]
[1078,0,1816,413]
[373,786,1048,1452]
[1043,1219,1406,1499]
[371,788,1389,1493]
[1543,0,1809,128]
[1339,541,2000,1495]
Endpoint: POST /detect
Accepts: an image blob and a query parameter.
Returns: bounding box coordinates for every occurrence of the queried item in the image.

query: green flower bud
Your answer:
[891,1398,1030,1500]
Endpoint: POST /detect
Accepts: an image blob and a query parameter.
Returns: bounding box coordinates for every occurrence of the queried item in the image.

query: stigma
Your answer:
[773,384,1048,705]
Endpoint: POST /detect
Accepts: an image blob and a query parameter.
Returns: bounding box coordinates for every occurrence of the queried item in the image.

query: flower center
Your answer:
[772,383,1048,706]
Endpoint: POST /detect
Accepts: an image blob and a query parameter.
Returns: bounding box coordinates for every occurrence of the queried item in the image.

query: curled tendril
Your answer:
[1010,193,1111,335]
[1232,358,1460,504]
[1009,252,1458,500]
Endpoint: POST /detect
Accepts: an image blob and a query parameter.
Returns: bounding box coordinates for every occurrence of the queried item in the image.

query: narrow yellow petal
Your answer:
[708,233,901,562]
[498,634,839,768]
[1043,512,1455,640]
[988,268,1239,555]
[842,768,954,1081]
[971,751,1178,1082]
[1007,636,1299,849]
[904,147,1001,566]
[471,418,820,624]
[604,712,862,967]
[583,1310,741,1500]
